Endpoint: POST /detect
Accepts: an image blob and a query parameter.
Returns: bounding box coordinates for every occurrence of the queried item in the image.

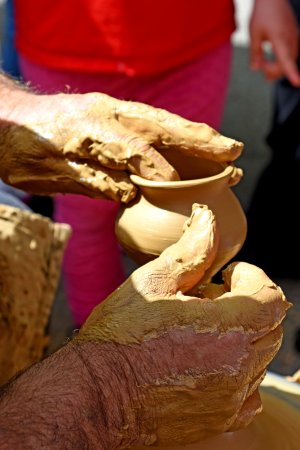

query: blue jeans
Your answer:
[0,181,30,211]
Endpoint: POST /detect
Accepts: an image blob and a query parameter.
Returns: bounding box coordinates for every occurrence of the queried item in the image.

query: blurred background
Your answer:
[0,0,299,376]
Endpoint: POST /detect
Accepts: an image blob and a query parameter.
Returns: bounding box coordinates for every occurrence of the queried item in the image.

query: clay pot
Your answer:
[115,150,247,279]
[131,372,300,450]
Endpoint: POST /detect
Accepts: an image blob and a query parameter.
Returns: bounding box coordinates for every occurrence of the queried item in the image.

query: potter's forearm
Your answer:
[0,72,66,131]
[0,73,135,200]
[0,72,69,188]
[0,342,139,450]
[0,73,33,123]
[0,73,34,174]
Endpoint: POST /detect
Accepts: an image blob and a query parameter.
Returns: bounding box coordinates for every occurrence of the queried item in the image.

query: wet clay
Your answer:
[115,99,244,163]
[116,151,246,280]
[0,122,138,202]
[77,204,290,446]
[0,205,70,385]
[0,76,244,201]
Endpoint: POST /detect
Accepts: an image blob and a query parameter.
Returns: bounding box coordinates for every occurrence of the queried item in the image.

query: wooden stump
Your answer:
[0,204,71,385]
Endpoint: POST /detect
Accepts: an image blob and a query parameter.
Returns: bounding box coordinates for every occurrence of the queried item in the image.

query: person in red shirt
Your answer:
[8,0,300,327]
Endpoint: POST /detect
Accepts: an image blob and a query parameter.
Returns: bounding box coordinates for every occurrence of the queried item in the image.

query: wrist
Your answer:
[0,74,35,166]
[71,340,142,449]
[0,341,142,450]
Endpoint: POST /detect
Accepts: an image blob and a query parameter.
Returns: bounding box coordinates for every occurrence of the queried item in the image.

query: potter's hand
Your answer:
[250,0,300,87]
[0,74,243,202]
[76,204,290,446]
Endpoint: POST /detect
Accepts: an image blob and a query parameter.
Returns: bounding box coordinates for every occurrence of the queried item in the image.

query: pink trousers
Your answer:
[20,42,232,325]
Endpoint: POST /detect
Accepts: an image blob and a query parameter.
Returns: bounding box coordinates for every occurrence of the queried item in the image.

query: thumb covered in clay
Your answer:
[77,203,220,340]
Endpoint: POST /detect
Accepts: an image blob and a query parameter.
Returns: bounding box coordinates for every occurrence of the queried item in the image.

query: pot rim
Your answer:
[130,164,235,188]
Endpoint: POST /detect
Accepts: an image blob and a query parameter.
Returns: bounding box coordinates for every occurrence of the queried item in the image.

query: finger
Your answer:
[92,134,180,181]
[224,326,283,392]
[63,160,138,201]
[10,156,137,202]
[261,60,285,81]
[230,326,283,431]
[180,262,289,344]
[223,261,282,297]
[270,38,300,87]
[63,131,180,181]
[215,261,291,335]
[135,204,219,296]
[134,261,289,345]
[250,326,283,375]
[115,101,244,163]
[263,57,300,86]
[249,34,264,71]
[230,389,262,431]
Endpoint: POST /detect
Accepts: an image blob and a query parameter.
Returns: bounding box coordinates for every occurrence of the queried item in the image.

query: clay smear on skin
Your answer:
[77,204,290,446]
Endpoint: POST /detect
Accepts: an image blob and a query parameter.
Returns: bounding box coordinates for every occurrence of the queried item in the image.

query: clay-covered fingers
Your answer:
[221,261,291,330]
[248,327,284,382]
[115,100,244,163]
[230,389,263,431]
[63,128,179,182]
[59,160,137,202]
[198,261,290,342]
[229,327,284,431]
[180,262,288,383]
[134,204,219,296]
[7,153,136,201]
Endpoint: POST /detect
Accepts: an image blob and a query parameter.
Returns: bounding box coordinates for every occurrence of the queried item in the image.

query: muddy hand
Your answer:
[76,204,290,446]
[0,84,243,201]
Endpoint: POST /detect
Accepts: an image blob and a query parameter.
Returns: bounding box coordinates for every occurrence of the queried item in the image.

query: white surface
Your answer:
[262,371,300,394]
[233,0,252,46]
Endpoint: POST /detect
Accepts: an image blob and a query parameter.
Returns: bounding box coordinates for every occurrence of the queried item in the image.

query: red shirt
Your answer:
[14,0,235,76]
